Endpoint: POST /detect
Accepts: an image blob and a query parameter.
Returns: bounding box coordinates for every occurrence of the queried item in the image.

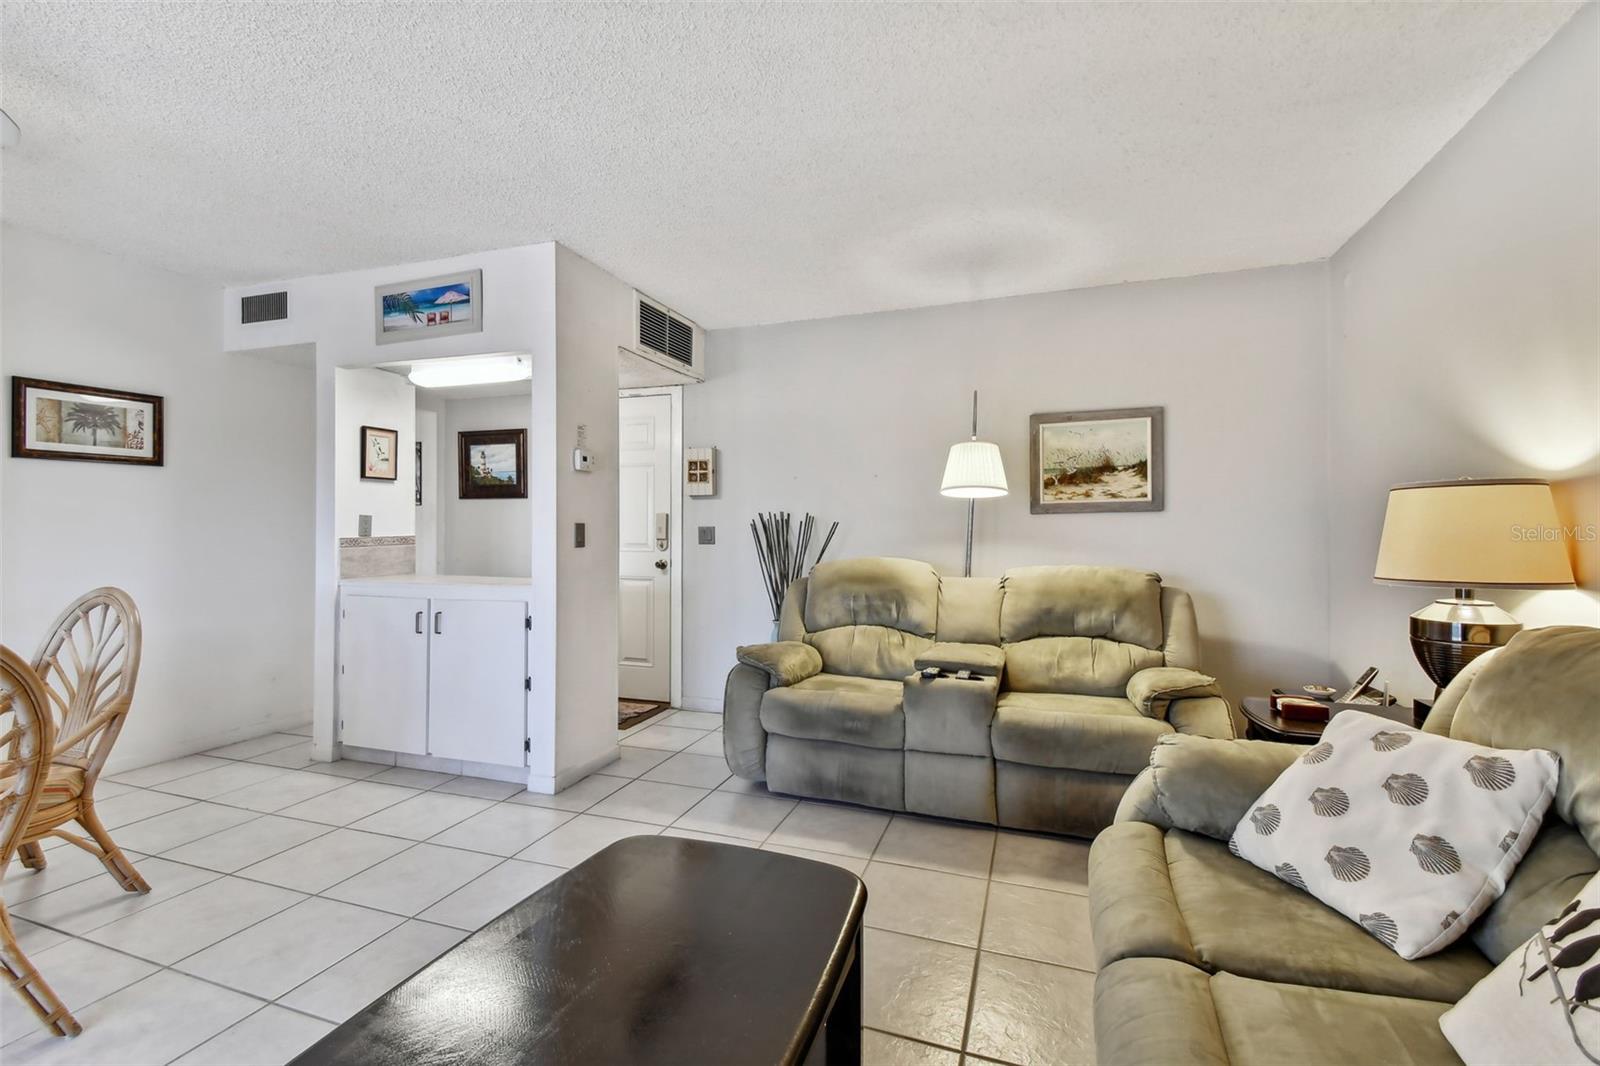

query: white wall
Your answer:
[1326,4,1600,698]
[683,262,1332,707]
[550,244,628,782]
[435,393,532,578]
[1,226,314,768]
[333,367,415,539]
[224,244,561,769]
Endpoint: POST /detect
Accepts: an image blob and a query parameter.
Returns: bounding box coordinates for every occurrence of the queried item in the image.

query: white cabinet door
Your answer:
[340,594,428,755]
[427,598,527,766]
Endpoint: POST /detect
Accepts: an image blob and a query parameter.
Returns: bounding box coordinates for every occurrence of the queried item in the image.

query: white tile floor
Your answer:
[2,710,1096,1065]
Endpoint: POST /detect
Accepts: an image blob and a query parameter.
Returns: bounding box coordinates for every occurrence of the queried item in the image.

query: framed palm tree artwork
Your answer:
[10,377,163,466]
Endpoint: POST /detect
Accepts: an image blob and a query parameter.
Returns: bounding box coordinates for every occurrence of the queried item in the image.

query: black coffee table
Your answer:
[292,835,867,1066]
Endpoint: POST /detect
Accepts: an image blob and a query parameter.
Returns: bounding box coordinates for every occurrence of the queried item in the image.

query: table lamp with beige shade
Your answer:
[1374,477,1575,692]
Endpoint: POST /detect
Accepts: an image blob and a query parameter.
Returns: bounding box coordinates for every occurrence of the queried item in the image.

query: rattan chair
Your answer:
[1,643,81,1036]
[13,588,149,894]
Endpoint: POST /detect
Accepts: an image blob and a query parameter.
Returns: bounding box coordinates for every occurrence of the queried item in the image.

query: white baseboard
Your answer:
[678,695,724,713]
[527,746,620,795]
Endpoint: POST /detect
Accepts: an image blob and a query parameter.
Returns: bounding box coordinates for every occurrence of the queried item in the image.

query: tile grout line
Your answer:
[957,831,1000,1057]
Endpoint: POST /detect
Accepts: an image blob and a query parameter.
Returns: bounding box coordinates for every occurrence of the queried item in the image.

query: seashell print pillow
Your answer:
[1439,869,1600,1064]
[1228,709,1559,959]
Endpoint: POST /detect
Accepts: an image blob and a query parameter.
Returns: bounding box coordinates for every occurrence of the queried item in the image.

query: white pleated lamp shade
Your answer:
[941,440,1009,499]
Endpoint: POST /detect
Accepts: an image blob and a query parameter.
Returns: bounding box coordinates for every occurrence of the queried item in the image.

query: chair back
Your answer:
[29,588,141,785]
[0,645,56,874]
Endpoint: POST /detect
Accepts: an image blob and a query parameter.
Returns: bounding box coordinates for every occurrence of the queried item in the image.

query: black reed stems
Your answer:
[750,512,839,623]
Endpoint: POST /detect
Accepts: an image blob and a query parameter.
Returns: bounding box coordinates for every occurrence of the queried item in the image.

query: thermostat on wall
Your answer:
[572,449,593,472]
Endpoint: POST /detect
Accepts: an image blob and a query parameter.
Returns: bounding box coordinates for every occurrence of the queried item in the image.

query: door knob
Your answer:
[654,559,668,571]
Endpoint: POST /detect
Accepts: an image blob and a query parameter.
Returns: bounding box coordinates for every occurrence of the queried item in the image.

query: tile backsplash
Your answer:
[339,536,416,578]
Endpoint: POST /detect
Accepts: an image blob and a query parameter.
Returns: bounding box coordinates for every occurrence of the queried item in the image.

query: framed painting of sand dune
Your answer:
[1030,406,1163,514]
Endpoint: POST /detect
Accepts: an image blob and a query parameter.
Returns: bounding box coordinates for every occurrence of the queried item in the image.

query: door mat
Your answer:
[619,699,670,730]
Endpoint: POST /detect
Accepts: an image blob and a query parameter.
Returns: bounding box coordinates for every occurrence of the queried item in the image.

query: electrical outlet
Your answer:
[698,526,716,545]
[574,522,586,548]
[358,514,372,538]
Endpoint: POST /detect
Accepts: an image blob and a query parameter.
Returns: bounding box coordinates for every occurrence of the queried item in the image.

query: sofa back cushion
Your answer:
[1000,566,1166,694]
[1443,627,1600,855]
[936,576,1003,645]
[802,557,938,680]
[1005,637,1165,695]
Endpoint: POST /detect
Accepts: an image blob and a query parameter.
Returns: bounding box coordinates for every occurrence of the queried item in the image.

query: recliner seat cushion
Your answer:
[1094,957,1462,1066]
[1208,970,1460,1066]
[760,673,904,749]
[1089,822,1492,1003]
[993,692,1171,775]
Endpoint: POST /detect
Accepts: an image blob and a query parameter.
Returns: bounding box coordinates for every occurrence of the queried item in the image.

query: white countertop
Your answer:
[340,574,534,601]
[342,573,530,587]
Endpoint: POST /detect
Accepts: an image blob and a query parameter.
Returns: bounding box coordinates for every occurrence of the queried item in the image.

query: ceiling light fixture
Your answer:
[407,354,530,389]
[1,109,20,149]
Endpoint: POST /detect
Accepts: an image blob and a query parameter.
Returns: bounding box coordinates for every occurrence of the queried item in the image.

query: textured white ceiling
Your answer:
[0,2,1580,328]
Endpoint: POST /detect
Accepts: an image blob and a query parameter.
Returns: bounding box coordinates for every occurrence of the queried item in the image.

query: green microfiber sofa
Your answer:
[1089,625,1600,1065]
[722,556,1236,837]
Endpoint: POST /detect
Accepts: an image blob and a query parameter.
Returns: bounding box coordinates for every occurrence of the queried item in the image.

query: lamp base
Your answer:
[1407,591,1521,691]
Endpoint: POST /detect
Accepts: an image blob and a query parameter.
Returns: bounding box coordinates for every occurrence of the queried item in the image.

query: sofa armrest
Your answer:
[915,642,1005,678]
[1114,733,1304,841]
[735,641,822,687]
[723,663,771,781]
[1126,666,1219,719]
[1167,695,1237,739]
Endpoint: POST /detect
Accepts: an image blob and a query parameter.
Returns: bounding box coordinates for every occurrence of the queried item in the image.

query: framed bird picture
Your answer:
[360,425,399,481]
[11,376,164,466]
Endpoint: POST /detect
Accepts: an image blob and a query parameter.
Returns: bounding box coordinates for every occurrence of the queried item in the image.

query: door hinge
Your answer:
[524,737,531,753]
[525,615,532,631]
[524,676,532,691]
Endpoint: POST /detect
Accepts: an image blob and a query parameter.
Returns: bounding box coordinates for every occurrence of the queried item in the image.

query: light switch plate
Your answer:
[698,526,716,545]
[358,514,372,538]
[574,522,586,548]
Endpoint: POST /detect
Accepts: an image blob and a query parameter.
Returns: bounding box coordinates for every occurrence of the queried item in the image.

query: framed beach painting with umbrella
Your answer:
[11,376,164,466]
[374,269,482,344]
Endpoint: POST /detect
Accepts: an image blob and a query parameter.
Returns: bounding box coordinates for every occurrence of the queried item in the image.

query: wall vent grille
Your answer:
[241,291,288,324]
[637,296,694,367]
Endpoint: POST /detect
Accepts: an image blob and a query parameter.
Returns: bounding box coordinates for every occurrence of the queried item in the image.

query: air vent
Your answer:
[666,317,694,367]
[240,291,288,324]
[626,292,704,382]
[638,300,670,356]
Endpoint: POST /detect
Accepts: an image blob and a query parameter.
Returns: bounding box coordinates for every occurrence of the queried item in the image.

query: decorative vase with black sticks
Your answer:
[751,512,838,640]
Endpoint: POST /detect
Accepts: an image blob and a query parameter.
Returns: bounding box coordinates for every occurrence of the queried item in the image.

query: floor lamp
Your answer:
[941,391,1008,577]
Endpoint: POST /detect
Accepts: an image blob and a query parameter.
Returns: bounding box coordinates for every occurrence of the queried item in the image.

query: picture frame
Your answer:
[1029,406,1164,514]
[10,376,164,466]
[374,268,482,345]
[361,425,399,481]
[458,429,527,499]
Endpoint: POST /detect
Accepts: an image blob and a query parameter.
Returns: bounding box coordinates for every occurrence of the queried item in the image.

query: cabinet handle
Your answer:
[434,611,443,635]
[414,611,423,635]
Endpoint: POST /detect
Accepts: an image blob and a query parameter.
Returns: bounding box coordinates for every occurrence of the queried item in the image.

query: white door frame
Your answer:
[619,385,683,709]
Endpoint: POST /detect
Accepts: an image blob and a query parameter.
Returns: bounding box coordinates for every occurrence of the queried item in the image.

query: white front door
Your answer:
[618,393,672,702]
